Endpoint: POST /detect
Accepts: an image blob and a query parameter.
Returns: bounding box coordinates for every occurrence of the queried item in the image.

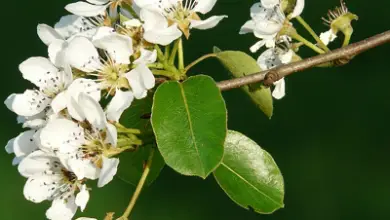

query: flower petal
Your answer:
[49,39,68,67]
[46,195,77,220]
[272,78,286,99]
[51,91,68,113]
[239,20,255,34]
[133,49,157,65]
[66,37,101,72]
[320,29,337,46]
[24,173,63,202]
[190,15,227,30]
[77,93,106,130]
[18,150,61,178]
[290,0,305,18]
[106,123,118,147]
[37,24,63,45]
[93,33,133,64]
[11,130,39,158]
[106,89,134,122]
[66,78,101,103]
[125,64,154,99]
[98,157,119,187]
[55,15,96,39]
[144,24,182,45]
[65,1,108,17]
[5,90,51,117]
[19,57,59,87]
[193,0,217,14]
[75,185,90,212]
[261,0,279,8]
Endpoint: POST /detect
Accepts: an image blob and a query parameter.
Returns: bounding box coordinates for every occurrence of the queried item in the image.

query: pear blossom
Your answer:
[18,150,90,220]
[257,47,294,99]
[39,93,120,187]
[134,0,227,45]
[65,0,124,17]
[5,130,39,165]
[5,57,72,119]
[240,0,305,52]
[65,34,155,121]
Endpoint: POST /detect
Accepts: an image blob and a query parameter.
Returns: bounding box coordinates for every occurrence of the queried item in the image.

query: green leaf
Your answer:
[214,130,284,214]
[151,75,227,178]
[118,96,165,186]
[213,46,222,53]
[118,145,165,187]
[215,50,273,118]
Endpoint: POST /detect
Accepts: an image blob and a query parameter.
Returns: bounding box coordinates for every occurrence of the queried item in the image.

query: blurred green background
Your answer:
[1,0,390,219]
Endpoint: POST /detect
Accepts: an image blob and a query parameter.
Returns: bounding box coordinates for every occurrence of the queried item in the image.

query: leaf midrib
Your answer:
[179,83,205,176]
[220,162,283,206]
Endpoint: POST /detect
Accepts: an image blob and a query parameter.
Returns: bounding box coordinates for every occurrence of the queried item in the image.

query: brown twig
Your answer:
[217,30,390,91]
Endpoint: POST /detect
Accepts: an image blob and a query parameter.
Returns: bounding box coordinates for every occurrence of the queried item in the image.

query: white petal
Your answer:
[133,0,159,8]
[193,0,217,14]
[106,123,118,147]
[123,19,142,28]
[91,27,115,41]
[280,50,294,64]
[65,1,109,17]
[24,173,62,203]
[51,92,67,113]
[55,15,96,39]
[98,157,119,187]
[37,24,63,45]
[290,0,305,18]
[272,78,286,100]
[250,40,266,53]
[87,0,109,5]
[40,118,85,153]
[75,185,90,212]
[67,78,101,103]
[320,29,337,46]
[12,130,39,157]
[49,39,68,67]
[12,157,23,166]
[144,24,182,45]
[66,37,101,72]
[133,49,157,64]
[46,195,77,220]
[93,34,133,64]
[140,8,168,31]
[18,150,61,178]
[77,93,107,130]
[5,138,15,154]
[190,15,227,30]
[126,64,154,99]
[106,89,134,122]
[66,157,100,180]
[239,20,255,34]
[5,90,51,117]
[19,57,59,87]
[261,0,279,8]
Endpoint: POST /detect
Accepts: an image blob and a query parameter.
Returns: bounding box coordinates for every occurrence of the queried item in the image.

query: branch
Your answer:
[217,30,390,91]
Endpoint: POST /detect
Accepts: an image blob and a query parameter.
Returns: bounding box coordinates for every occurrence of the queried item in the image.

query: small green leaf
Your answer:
[120,96,153,131]
[214,130,284,214]
[118,145,165,186]
[215,50,273,118]
[151,75,227,178]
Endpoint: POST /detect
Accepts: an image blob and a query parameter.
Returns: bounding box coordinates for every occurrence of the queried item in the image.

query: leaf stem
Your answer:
[155,45,165,61]
[184,53,217,73]
[178,38,185,71]
[296,16,330,52]
[164,45,171,60]
[290,32,325,54]
[120,148,155,220]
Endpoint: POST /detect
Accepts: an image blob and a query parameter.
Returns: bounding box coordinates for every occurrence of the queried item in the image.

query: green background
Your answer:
[1,0,390,219]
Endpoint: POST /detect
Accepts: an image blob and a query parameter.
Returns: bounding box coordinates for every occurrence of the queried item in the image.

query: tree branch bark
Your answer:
[217,30,390,91]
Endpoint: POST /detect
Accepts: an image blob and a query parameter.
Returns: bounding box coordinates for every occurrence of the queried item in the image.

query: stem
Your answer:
[290,32,325,54]
[296,16,330,52]
[147,63,164,69]
[343,34,352,47]
[155,45,165,61]
[178,38,185,71]
[164,45,171,60]
[169,40,180,65]
[184,53,217,73]
[120,148,155,220]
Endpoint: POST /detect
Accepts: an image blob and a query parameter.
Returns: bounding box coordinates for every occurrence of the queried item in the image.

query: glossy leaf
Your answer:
[118,145,165,186]
[215,50,273,118]
[151,75,227,178]
[214,130,284,214]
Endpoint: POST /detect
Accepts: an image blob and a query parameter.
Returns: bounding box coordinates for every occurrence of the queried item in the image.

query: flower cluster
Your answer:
[4,0,226,219]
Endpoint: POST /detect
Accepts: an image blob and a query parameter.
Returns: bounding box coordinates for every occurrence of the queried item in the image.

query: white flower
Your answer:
[65,0,122,17]
[39,93,119,187]
[240,0,305,52]
[65,35,155,121]
[257,47,293,99]
[5,57,72,118]
[135,0,227,45]
[37,15,103,67]
[5,130,39,165]
[18,150,90,220]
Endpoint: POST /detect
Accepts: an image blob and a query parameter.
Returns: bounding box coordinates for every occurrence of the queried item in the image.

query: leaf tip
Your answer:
[213,46,222,54]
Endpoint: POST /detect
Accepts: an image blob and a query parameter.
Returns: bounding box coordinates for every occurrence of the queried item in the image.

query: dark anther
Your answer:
[263,70,280,87]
